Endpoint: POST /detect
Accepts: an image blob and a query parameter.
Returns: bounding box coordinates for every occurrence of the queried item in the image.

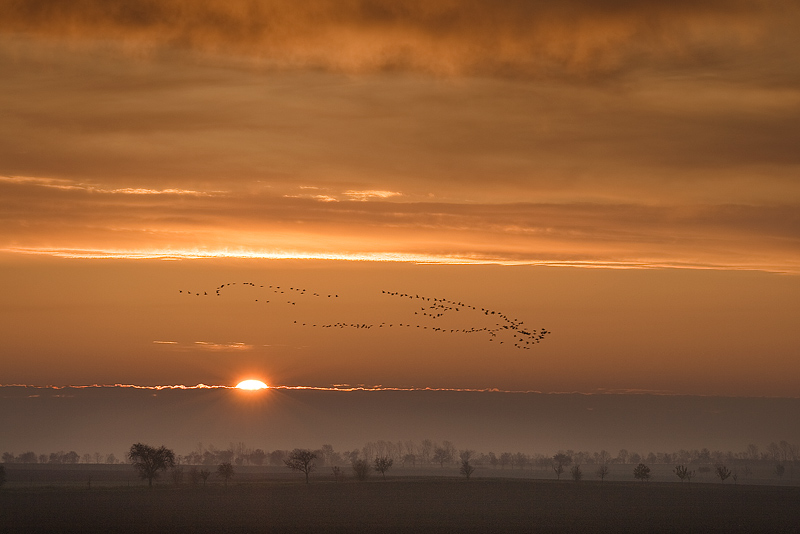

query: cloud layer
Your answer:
[2,2,799,272]
[2,175,798,271]
[3,0,798,77]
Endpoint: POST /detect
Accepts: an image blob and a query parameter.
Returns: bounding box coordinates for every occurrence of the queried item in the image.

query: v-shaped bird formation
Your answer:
[178,283,549,350]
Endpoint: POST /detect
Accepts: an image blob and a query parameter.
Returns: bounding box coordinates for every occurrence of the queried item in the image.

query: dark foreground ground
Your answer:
[2,477,799,533]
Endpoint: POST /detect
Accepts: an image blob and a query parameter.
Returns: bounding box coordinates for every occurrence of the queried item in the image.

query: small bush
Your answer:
[633,463,651,482]
[352,459,370,481]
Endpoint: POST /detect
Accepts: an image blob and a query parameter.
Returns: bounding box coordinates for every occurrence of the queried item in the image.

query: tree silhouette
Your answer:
[714,464,731,483]
[552,453,571,480]
[674,465,694,482]
[352,459,370,480]
[250,449,267,466]
[18,452,37,464]
[432,447,452,467]
[0,465,5,488]
[217,462,234,487]
[553,462,564,480]
[460,459,475,479]
[127,443,175,488]
[596,464,609,481]
[373,456,393,480]
[199,469,211,486]
[633,463,651,482]
[570,464,583,482]
[284,449,317,484]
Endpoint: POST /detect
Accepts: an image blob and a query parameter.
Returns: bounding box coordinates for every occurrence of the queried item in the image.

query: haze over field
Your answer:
[3,386,800,460]
[1,0,799,460]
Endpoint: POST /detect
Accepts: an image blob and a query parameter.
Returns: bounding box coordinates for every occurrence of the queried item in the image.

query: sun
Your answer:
[235,379,269,390]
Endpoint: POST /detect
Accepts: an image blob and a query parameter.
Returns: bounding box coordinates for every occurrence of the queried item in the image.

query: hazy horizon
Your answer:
[3,386,799,461]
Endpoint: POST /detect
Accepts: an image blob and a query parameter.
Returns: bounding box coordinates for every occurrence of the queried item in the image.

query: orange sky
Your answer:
[1,0,799,397]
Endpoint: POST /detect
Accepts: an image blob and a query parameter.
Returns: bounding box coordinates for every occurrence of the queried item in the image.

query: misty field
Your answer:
[2,470,799,533]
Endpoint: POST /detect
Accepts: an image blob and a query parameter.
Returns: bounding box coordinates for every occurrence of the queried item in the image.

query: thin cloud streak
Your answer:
[4,247,798,274]
[0,384,231,390]
[193,341,253,352]
[2,175,798,272]
[0,176,219,196]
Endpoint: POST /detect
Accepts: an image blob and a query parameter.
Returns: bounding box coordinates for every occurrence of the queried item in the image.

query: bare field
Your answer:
[2,474,799,533]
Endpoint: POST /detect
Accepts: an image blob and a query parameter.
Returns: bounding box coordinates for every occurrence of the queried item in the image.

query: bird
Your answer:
[182,282,549,349]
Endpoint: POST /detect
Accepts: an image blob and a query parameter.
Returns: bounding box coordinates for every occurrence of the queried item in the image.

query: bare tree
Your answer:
[127,443,176,488]
[714,464,731,483]
[596,464,609,481]
[419,439,433,465]
[674,465,694,482]
[595,450,611,465]
[570,465,583,482]
[552,453,571,480]
[352,459,370,481]
[284,449,317,484]
[553,462,564,480]
[460,459,475,479]
[432,447,452,467]
[217,462,234,487]
[373,456,393,480]
[199,468,211,486]
[633,463,651,482]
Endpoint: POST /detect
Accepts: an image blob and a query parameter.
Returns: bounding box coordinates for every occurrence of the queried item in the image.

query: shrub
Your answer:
[633,463,651,482]
[352,459,370,481]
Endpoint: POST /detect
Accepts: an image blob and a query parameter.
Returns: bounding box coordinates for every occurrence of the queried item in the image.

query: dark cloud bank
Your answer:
[3,0,798,77]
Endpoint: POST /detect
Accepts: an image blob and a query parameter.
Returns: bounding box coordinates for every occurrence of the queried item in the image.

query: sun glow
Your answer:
[235,379,269,390]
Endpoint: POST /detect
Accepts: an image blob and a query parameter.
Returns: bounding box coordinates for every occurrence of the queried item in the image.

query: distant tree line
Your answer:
[4,440,798,483]
[1,450,118,464]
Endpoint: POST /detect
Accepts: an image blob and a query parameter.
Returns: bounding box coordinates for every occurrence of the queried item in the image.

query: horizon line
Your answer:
[2,383,799,399]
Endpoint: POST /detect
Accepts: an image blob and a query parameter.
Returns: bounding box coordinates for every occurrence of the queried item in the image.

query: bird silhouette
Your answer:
[179,282,549,349]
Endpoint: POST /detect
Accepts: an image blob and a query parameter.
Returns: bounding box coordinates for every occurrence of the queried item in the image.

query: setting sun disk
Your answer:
[235,379,269,390]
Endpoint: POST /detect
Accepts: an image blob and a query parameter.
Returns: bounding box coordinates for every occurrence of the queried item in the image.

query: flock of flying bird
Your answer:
[178,283,549,350]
